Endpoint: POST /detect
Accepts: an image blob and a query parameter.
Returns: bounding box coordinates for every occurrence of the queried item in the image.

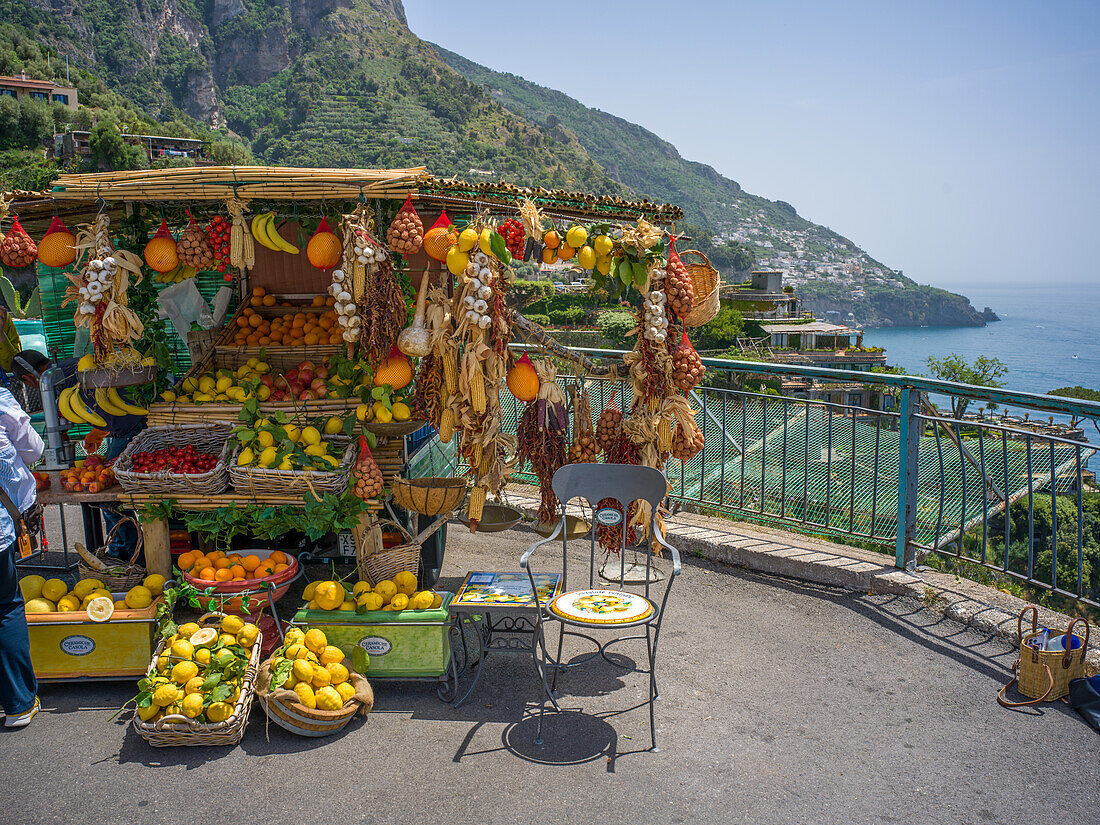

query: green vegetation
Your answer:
[693,305,745,351]
[925,353,1008,418]
[596,310,635,341]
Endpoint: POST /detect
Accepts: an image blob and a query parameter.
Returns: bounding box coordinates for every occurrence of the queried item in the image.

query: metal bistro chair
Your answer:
[520,463,681,751]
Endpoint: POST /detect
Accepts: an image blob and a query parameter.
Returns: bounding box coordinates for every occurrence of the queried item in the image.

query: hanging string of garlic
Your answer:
[643,259,669,344]
[332,204,383,344]
[458,248,494,333]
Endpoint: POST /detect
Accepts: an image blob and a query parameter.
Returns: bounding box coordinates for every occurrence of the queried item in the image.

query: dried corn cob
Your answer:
[471,373,486,415]
[439,408,455,443]
[442,351,458,395]
[468,485,487,527]
[658,416,673,453]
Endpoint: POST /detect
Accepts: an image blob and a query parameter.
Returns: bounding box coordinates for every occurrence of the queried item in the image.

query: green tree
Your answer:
[925,353,1007,418]
[694,305,745,351]
[89,118,146,170]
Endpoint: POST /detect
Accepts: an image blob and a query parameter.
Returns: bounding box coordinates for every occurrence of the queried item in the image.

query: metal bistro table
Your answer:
[447,571,563,708]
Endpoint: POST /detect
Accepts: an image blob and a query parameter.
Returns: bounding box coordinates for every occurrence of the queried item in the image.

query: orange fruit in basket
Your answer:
[229,564,245,579]
[274,563,288,573]
[236,316,249,328]
[255,561,276,577]
[262,294,276,307]
[229,554,243,564]
[269,550,287,564]
[248,314,262,328]
[215,569,232,582]
[178,551,196,568]
[242,555,261,572]
[198,567,216,581]
[214,557,232,570]
[253,286,266,297]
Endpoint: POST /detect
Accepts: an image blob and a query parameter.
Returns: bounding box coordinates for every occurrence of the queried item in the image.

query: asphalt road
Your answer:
[4,524,1097,825]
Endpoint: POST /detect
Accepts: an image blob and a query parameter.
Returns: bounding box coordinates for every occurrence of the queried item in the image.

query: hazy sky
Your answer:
[406,0,1099,291]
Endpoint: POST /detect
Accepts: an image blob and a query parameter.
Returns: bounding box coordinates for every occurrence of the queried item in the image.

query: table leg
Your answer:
[141,516,172,578]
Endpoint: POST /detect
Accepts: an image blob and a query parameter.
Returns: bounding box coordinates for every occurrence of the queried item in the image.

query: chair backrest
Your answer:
[550,463,668,592]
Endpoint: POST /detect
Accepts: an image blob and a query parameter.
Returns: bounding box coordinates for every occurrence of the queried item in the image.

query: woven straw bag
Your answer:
[680,249,720,327]
[356,518,420,586]
[998,606,1090,707]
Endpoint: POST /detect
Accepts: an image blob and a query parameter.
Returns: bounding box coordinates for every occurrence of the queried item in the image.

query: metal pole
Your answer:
[896,387,920,569]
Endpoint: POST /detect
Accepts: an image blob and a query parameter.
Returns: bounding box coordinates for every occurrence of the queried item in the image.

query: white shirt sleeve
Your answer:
[0,389,44,466]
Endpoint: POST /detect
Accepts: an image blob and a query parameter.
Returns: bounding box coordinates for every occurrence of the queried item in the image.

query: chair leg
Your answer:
[647,622,662,751]
[550,621,565,692]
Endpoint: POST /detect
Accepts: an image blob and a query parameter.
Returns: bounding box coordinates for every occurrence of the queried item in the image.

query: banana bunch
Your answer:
[153,262,198,283]
[251,212,300,255]
[58,386,147,427]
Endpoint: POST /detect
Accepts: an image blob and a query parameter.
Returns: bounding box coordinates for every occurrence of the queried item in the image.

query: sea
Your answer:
[861,284,1100,402]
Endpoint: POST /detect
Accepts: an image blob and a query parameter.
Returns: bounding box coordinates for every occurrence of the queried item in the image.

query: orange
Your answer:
[252,286,266,297]
[248,314,262,328]
[198,567,216,581]
[255,562,276,577]
[292,314,306,327]
[229,564,246,579]
[329,333,343,345]
[178,551,196,569]
[557,243,575,261]
[303,333,319,346]
[229,554,243,564]
[236,316,249,328]
[269,551,287,564]
[262,294,276,307]
[543,230,561,249]
[274,563,288,573]
[242,555,261,572]
[258,337,272,346]
[214,557,232,570]
[250,296,262,307]
[325,296,336,306]
[311,295,325,307]
[215,568,232,582]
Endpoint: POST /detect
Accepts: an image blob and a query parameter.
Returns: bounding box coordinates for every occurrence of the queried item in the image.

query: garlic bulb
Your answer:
[478,315,492,330]
[473,299,488,314]
[477,285,492,301]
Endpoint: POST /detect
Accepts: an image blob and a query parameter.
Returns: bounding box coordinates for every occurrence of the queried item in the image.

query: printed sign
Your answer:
[60,635,96,656]
[594,507,623,527]
[358,636,392,657]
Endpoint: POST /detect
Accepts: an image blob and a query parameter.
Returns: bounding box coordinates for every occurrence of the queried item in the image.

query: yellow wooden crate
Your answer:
[27,596,162,681]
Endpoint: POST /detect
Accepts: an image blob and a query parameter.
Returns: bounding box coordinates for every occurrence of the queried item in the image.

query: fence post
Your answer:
[896,387,920,569]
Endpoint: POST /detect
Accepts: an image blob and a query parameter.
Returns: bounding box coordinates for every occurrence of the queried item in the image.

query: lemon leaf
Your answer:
[269,659,294,691]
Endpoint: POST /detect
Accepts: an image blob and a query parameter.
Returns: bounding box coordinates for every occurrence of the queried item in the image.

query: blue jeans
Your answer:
[0,542,37,714]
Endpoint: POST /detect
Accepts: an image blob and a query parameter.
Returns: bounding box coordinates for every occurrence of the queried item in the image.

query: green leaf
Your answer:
[489,230,509,263]
[202,672,222,691]
[269,659,294,691]
[211,684,233,703]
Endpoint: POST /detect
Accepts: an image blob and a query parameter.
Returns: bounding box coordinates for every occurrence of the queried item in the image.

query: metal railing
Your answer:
[503,345,1100,608]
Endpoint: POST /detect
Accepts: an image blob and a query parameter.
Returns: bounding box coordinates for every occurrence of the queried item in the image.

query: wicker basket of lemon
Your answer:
[256,626,373,737]
[131,612,261,747]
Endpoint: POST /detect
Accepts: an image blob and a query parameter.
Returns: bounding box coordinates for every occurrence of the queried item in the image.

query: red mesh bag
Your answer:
[665,238,694,322]
[352,436,384,501]
[672,329,705,391]
[1,215,37,268]
[387,194,424,255]
[423,209,457,262]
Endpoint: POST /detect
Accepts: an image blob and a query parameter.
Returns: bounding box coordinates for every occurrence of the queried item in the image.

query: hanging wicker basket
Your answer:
[391,476,467,516]
[680,249,720,327]
[357,518,421,586]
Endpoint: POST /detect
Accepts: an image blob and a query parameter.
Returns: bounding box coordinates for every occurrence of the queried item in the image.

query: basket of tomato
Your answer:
[178,548,299,614]
[114,425,233,495]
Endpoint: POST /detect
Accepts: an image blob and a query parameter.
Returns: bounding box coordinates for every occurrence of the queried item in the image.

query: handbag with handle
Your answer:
[998,605,1090,708]
[0,485,34,559]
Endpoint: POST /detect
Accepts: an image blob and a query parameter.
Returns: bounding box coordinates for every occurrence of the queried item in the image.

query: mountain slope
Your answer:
[4,0,991,326]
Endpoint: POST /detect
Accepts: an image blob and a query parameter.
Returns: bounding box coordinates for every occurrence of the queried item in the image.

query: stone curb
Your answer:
[504,486,1099,677]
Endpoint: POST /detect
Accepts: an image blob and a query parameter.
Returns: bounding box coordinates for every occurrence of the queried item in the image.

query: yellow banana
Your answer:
[262,213,299,255]
[57,387,84,425]
[70,390,107,427]
[251,213,281,252]
[109,387,148,416]
[95,388,129,417]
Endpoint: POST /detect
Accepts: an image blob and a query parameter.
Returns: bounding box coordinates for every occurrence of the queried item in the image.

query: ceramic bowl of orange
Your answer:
[178,548,298,613]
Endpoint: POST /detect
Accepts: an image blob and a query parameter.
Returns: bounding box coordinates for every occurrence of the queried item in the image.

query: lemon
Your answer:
[278,457,293,470]
[293,683,316,709]
[190,627,218,649]
[152,684,181,707]
[184,676,205,695]
[356,592,384,611]
[125,585,153,609]
[215,376,233,394]
[431,592,443,609]
[220,615,245,634]
[391,401,411,422]
[336,600,353,611]
[596,256,611,275]
[292,659,315,683]
[283,673,299,690]
[56,595,81,612]
[18,575,45,601]
[310,664,331,689]
[394,570,418,596]
[194,648,212,666]
[457,227,479,252]
[304,628,329,654]
[206,701,233,723]
[304,443,327,457]
[256,385,271,401]
[72,578,102,600]
[325,662,349,685]
[236,447,254,466]
[170,638,194,660]
[178,693,202,719]
[197,376,216,395]
[336,681,357,703]
[142,573,166,596]
[41,578,68,602]
[301,582,319,601]
[82,589,112,606]
[171,660,199,685]
[318,645,345,666]
[24,597,54,613]
[313,581,345,612]
[315,685,343,711]
[156,654,171,673]
[85,596,114,622]
[565,225,588,249]
[306,600,318,610]
[372,401,392,424]
[323,416,344,435]
[373,580,397,603]
[258,446,277,468]
[577,245,596,270]
[355,403,372,423]
[301,426,321,446]
[177,622,201,638]
[352,581,372,596]
[478,228,493,256]
[237,623,259,648]
[390,593,409,611]
[77,353,97,371]
[137,703,160,722]
[114,599,128,611]
[213,649,237,669]
[256,430,274,448]
[447,245,469,276]
[218,633,238,647]
[285,627,306,646]
[283,423,301,442]
[410,590,435,610]
[593,234,613,257]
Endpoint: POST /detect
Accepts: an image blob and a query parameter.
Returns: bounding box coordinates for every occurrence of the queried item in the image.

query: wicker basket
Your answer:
[391,477,467,516]
[680,249,720,328]
[115,425,233,495]
[357,519,420,586]
[998,606,1091,707]
[132,613,261,747]
[228,438,356,496]
[77,515,145,591]
[257,691,359,737]
[364,419,427,438]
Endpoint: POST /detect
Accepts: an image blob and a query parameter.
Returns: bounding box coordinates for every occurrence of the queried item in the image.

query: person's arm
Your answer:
[0,391,43,465]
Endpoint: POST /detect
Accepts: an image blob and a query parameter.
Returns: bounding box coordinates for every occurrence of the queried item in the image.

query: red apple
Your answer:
[260,375,274,388]
[299,390,317,401]
[285,368,299,382]
[298,369,314,385]
[315,366,330,380]
[298,360,316,372]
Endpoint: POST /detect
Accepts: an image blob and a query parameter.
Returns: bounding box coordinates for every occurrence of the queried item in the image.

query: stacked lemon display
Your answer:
[267,627,357,710]
[234,419,345,472]
[20,573,164,621]
[134,614,259,725]
[166,358,272,405]
[303,571,442,614]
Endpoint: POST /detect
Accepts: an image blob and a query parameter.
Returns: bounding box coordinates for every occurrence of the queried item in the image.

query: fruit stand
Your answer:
[3,165,712,736]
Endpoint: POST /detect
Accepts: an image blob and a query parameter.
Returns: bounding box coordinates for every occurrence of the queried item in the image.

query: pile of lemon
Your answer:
[135,614,259,725]
[20,573,165,620]
[268,627,357,711]
[303,571,442,613]
[167,358,273,405]
[235,419,344,472]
